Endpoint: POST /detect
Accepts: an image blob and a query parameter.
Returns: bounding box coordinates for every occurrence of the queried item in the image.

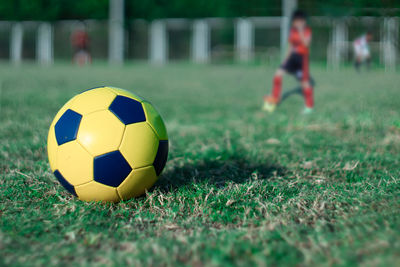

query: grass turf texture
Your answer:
[0,63,399,266]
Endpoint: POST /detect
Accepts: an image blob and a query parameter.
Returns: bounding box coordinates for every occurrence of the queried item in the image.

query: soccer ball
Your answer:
[47,86,168,202]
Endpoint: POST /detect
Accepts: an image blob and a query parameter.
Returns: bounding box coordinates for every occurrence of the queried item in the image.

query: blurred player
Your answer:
[353,32,373,71]
[263,10,314,114]
[71,22,91,66]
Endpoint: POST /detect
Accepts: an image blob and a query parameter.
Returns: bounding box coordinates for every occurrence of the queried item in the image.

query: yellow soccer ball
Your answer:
[47,86,168,202]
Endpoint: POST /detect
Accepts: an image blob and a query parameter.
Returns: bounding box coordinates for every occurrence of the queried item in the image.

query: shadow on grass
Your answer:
[156,155,286,192]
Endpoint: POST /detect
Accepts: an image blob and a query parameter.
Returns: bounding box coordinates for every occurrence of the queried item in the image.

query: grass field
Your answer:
[0,63,399,266]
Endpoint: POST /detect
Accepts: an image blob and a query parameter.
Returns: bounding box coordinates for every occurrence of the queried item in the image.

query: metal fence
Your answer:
[0,16,398,69]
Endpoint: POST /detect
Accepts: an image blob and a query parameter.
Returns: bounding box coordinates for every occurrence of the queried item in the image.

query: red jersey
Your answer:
[288,27,311,55]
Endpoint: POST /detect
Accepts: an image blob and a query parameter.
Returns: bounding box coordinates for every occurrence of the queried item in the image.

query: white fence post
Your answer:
[191,20,210,63]
[36,22,53,65]
[10,23,23,64]
[108,0,125,64]
[381,17,398,71]
[281,0,297,60]
[235,18,253,62]
[150,20,167,64]
[329,20,347,70]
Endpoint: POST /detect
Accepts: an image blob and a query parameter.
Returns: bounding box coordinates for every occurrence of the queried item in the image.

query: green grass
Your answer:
[0,63,399,266]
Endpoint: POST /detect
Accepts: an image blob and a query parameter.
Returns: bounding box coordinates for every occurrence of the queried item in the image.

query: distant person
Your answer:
[263,10,314,114]
[353,32,373,71]
[71,23,91,66]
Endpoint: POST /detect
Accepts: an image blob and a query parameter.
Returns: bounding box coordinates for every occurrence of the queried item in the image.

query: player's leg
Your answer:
[263,68,286,112]
[271,68,285,101]
[302,79,314,114]
[301,54,314,114]
[354,56,361,71]
[366,56,371,69]
[364,50,371,70]
[354,46,362,72]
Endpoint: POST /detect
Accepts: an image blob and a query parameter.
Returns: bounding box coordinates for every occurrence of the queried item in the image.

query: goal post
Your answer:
[108,0,125,64]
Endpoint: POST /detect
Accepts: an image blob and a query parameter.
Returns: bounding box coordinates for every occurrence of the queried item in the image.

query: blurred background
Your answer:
[0,0,398,69]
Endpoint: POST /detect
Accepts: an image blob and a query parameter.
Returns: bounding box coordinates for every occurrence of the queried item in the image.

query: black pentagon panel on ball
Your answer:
[94,150,132,187]
[54,109,82,145]
[153,140,169,176]
[54,170,77,196]
[109,95,146,125]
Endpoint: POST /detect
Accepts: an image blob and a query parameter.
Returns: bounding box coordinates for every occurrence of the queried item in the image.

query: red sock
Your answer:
[271,75,282,100]
[303,86,314,108]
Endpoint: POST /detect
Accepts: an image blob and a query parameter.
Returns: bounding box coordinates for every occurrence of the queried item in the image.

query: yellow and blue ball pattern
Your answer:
[47,87,168,202]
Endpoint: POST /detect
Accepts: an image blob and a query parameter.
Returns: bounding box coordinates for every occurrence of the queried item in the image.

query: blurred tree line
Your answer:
[0,0,399,21]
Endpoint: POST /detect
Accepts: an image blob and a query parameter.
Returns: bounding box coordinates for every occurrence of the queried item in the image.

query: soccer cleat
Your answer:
[302,107,314,115]
[262,101,276,112]
[262,96,279,112]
